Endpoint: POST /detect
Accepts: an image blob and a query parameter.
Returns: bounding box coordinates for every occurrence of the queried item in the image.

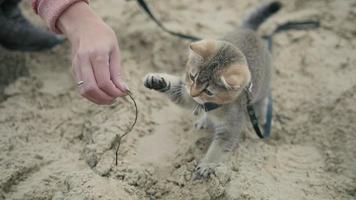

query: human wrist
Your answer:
[57,1,100,41]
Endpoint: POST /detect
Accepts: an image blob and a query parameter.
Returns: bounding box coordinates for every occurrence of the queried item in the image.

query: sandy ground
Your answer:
[1,0,356,199]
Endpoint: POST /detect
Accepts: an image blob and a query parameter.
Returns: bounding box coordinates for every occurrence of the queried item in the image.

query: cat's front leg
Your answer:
[194,124,238,179]
[194,113,214,130]
[143,73,195,108]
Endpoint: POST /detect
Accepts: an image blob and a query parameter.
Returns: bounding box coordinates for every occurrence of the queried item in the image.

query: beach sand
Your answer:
[1,0,356,199]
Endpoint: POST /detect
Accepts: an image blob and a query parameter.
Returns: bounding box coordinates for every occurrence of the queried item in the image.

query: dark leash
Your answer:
[136,0,320,139]
[136,0,200,41]
[263,21,320,51]
[245,83,272,139]
[255,21,319,139]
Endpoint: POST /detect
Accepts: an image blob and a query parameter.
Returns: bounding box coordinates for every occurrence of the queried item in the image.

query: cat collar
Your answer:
[201,102,222,112]
[193,102,222,115]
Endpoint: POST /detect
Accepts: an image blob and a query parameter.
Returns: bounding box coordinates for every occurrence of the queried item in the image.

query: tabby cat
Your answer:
[144,1,281,178]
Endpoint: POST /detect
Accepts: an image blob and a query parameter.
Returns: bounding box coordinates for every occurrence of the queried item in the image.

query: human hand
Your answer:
[58,2,129,105]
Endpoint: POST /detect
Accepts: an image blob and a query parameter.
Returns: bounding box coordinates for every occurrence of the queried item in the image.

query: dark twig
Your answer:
[115,93,138,166]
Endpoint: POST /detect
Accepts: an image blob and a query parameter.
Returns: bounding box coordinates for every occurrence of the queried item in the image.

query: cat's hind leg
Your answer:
[254,96,269,127]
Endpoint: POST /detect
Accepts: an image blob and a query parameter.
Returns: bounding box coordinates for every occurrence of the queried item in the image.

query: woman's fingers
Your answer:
[59,1,129,105]
[90,52,125,97]
[74,54,114,105]
[110,46,130,94]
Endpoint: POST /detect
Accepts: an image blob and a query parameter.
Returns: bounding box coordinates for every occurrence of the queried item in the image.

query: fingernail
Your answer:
[122,82,131,94]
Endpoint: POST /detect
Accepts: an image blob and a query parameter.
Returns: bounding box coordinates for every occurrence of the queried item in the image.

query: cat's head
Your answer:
[185,39,251,105]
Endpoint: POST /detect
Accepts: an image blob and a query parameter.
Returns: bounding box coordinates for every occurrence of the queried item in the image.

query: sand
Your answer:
[1,0,356,199]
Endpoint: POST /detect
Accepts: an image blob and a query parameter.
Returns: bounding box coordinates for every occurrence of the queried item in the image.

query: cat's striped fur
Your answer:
[144,1,281,178]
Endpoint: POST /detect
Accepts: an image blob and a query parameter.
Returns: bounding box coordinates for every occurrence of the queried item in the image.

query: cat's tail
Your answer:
[242,1,282,31]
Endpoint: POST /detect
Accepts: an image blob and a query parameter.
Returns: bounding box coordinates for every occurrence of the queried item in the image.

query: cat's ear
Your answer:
[189,39,218,58]
[220,64,251,90]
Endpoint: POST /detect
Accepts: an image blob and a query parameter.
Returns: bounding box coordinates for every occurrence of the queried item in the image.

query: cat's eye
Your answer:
[204,88,214,96]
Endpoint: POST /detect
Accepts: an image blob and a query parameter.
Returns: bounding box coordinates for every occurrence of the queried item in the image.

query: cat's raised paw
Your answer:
[143,73,170,92]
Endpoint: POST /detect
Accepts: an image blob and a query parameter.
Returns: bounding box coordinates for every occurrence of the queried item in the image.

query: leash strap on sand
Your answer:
[137,0,320,139]
[263,21,320,51]
[136,0,201,41]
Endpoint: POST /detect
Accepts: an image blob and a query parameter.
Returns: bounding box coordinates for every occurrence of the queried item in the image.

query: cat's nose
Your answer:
[190,92,200,97]
[190,88,201,97]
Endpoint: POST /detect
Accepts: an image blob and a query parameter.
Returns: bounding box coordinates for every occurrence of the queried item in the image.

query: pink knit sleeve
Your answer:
[31,0,89,34]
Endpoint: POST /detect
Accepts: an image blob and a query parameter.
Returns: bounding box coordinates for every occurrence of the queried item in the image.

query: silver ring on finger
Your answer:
[77,81,84,86]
